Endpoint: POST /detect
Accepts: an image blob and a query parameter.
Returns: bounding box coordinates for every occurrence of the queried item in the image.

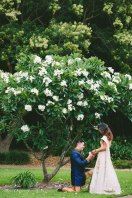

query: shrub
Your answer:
[12,171,36,189]
[0,151,30,165]
[113,160,132,169]
[111,138,132,160]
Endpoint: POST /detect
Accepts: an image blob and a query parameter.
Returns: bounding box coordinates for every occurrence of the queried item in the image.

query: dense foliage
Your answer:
[0,0,131,73]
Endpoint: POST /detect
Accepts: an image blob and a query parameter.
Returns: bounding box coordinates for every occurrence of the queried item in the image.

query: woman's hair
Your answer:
[98,122,113,141]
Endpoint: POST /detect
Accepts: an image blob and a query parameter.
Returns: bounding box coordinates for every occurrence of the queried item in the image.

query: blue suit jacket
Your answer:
[70,149,89,186]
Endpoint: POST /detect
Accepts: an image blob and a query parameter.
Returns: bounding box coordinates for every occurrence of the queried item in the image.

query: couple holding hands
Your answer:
[59,122,121,195]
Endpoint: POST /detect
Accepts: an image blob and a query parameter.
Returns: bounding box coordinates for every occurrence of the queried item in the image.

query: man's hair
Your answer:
[75,139,85,145]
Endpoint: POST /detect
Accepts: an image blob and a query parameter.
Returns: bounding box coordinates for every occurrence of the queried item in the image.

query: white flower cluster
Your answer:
[21,125,30,132]
[33,55,42,64]
[129,83,132,90]
[68,59,74,65]
[77,114,84,121]
[125,74,131,81]
[108,82,117,92]
[45,55,53,64]
[31,88,39,96]
[62,108,68,114]
[101,71,111,79]
[43,76,52,86]
[46,100,55,106]
[107,67,114,74]
[78,80,85,86]
[14,71,29,83]
[67,99,75,111]
[53,95,59,101]
[25,105,32,111]
[86,79,101,91]
[77,100,88,107]
[38,67,47,76]
[77,93,84,100]
[0,71,10,83]
[5,87,23,95]
[75,68,89,77]
[95,112,101,119]
[60,80,67,87]
[112,76,121,84]
[54,69,64,78]
[100,95,114,103]
[38,105,45,111]
[44,88,53,97]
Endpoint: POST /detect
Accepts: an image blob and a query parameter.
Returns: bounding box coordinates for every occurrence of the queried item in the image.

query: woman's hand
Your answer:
[91,149,97,155]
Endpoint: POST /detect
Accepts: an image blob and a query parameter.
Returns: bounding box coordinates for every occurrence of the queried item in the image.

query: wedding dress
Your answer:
[89,135,121,194]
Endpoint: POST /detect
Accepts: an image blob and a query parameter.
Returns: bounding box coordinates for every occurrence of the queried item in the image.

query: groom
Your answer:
[59,140,94,192]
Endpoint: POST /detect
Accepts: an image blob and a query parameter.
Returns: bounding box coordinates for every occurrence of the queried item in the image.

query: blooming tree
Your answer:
[0,54,131,182]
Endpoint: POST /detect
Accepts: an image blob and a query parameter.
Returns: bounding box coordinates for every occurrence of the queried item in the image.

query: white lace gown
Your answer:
[89,135,121,194]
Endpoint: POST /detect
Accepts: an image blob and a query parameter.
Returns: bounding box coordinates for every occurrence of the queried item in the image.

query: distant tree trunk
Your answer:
[0,134,13,152]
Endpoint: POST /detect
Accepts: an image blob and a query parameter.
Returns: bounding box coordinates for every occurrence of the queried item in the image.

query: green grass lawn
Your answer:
[0,166,132,198]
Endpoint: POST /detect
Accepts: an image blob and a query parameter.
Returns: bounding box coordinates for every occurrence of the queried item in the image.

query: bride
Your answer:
[89,122,121,195]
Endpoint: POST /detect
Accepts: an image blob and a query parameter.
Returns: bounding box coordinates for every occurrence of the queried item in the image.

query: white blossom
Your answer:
[101,71,111,79]
[82,70,89,77]
[77,114,84,121]
[38,67,47,76]
[33,55,42,64]
[62,108,68,114]
[67,99,72,105]
[14,71,29,82]
[45,55,53,64]
[14,90,22,95]
[125,74,132,81]
[44,88,53,97]
[86,79,94,85]
[29,76,35,82]
[43,77,52,86]
[5,87,22,95]
[31,88,39,96]
[0,71,10,83]
[53,95,59,101]
[108,82,117,92]
[100,95,114,103]
[112,76,121,84]
[77,101,83,106]
[54,69,64,78]
[68,59,74,65]
[25,105,32,111]
[46,100,55,106]
[75,69,82,76]
[38,105,45,111]
[60,80,67,87]
[95,113,101,119]
[83,101,88,106]
[68,104,75,111]
[77,93,84,100]
[90,83,100,91]
[21,125,30,132]
[79,80,85,86]
[129,83,132,90]
[108,67,114,74]
[52,61,60,67]
[75,58,82,62]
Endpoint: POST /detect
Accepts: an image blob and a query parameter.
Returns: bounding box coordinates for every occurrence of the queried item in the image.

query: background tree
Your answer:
[0,54,131,182]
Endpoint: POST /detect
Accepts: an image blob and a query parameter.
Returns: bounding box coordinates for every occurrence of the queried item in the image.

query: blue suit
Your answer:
[70,149,89,186]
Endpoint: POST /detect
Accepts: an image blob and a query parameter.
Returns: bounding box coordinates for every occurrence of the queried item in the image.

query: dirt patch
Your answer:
[0,182,70,190]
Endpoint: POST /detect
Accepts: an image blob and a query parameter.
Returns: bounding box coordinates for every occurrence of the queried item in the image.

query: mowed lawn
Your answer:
[0,166,132,198]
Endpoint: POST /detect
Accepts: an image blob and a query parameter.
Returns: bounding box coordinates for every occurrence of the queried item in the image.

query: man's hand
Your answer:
[86,152,95,161]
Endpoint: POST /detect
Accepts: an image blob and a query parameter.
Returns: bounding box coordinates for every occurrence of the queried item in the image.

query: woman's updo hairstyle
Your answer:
[98,122,113,141]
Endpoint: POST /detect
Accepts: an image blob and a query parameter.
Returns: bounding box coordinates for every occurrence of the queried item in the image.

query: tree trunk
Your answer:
[0,134,13,152]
